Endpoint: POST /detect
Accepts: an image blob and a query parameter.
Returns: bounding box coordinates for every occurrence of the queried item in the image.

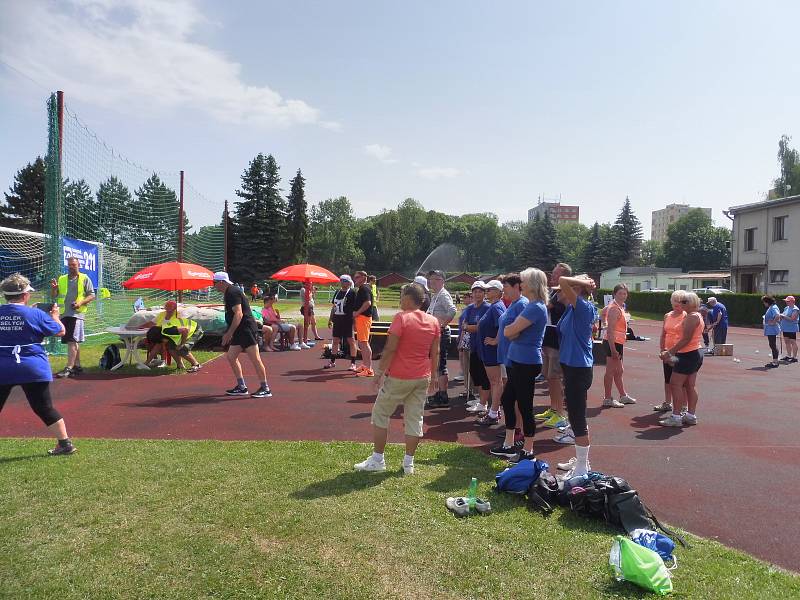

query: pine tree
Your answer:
[581,222,604,275]
[610,196,643,266]
[62,178,95,240]
[537,211,560,269]
[96,176,133,248]
[1,157,46,231]
[285,169,308,263]
[131,174,187,256]
[520,214,541,269]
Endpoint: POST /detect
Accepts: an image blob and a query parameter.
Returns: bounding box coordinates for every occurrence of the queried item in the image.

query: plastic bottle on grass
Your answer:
[467,477,478,508]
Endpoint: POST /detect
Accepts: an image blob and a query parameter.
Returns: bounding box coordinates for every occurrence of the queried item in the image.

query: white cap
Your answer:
[213,271,233,284]
[340,274,353,284]
[485,279,503,291]
[413,275,428,290]
[471,280,486,290]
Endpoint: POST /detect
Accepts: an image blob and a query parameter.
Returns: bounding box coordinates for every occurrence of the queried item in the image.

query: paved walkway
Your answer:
[1,321,798,571]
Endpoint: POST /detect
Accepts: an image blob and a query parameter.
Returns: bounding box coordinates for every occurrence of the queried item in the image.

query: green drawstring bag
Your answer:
[609,535,673,595]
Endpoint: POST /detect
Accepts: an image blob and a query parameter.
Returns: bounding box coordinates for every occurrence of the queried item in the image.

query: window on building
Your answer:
[668,284,675,291]
[635,283,641,291]
[773,216,788,241]
[744,227,756,251]
[770,270,789,284]
[679,285,687,290]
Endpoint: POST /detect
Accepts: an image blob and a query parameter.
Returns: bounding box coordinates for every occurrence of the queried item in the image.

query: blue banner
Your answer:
[61,236,99,288]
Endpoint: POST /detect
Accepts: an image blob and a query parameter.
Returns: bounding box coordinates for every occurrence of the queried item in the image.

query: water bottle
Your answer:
[467,477,478,508]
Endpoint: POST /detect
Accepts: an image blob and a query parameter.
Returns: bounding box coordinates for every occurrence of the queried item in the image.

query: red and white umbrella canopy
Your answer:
[270,263,340,284]
[122,261,215,291]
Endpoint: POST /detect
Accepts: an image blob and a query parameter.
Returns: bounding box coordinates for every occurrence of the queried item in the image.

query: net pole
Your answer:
[178,170,185,262]
[223,199,229,271]
[57,91,64,164]
[45,92,65,354]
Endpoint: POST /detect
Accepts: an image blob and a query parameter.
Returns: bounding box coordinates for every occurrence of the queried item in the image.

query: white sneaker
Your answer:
[466,398,481,407]
[465,403,487,413]
[289,343,301,351]
[557,457,577,471]
[682,413,698,425]
[300,342,311,350]
[453,375,464,382]
[619,394,637,404]
[554,427,575,444]
[603,398,625,408]
[402,463,415,475]
[659,414,683,427]
[354,456,386,472]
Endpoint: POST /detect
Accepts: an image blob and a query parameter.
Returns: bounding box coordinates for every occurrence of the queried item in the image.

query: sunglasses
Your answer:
[679,300,689,304]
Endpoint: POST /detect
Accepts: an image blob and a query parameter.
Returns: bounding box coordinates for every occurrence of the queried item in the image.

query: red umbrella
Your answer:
[270,263,339,284]
[122,261,214,291]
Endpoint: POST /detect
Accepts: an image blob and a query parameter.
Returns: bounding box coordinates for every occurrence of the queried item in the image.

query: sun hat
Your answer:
[485,279,503,292]
[213,271,233,284]
[471,280,486,290]
[340,274,353,284]
[413,275,429,290]
[0,274,35,296]
[786,295,796,302]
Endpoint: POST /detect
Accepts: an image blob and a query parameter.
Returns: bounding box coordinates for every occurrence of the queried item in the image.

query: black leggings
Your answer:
[502,361,541,437]
[0,382,63,426]
[767,335,779,360]
[561,364,593,438]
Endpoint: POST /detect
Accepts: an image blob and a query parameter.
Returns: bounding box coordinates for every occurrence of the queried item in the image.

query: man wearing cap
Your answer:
[50,256,95,378]
[460,281,492,412]
[414,275,431,312]
[1,273,76,455]
[426,269,457,406]
[325,275,358,370]
[707,297,728,347]
[212,272,271,398]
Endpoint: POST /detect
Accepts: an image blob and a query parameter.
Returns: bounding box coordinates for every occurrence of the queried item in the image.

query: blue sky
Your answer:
[1,0,799,234]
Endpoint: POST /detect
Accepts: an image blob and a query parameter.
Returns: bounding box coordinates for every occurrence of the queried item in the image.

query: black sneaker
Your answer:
[251,386,273,398]
[765,362,779,369]
[513,439,525,448]
[226,385,250,396]
[56,367,74,378]
[72,366,84,374]
[433,391,450,406]
[508,450,536,464]
[489,445,518,459]
[48,442,77,456]
[792,358,799,363]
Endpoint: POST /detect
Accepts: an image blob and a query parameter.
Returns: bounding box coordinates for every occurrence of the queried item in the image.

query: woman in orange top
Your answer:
[659,291,705,427]
[655,290,687,413]
[602,284,636,407]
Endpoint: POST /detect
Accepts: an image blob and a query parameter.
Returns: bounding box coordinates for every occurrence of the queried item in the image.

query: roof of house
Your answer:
[728,194,800,215]
[668,271,730,280]
[613,266,683,275]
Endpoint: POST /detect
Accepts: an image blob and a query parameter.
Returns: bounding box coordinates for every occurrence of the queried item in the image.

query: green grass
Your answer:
[48,333,219,376]
[0,439,796,599]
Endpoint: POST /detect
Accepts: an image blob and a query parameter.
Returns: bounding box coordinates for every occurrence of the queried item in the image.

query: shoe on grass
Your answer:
[602,397,625,408]
[225,385,249,396]
[445,496,470,517]
[354,456,386,472]
[653,401,672,412]
[474,498,492,514]
[534,408,556,422]
[659,414,683,427]
[48,442,77,456]
[619,394,637,404]
[402,463,415,475]
[251,386,272,398]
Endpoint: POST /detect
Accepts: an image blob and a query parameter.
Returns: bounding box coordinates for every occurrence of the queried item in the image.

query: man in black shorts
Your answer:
[213,272,271,398]
[325,275,358,371]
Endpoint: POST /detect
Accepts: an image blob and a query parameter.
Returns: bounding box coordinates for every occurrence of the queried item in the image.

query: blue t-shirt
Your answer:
[497,297,529,367]
[764,304,781,336]
[461,301,490,353]
[0,304,61,384]
[558,296,598,368]
[781,305,800,333]
[507,301,548,365]
[711,302,728,327]
[477,300,506,366]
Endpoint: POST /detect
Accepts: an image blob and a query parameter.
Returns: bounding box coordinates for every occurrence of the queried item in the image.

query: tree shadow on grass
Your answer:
[290,469,397,500]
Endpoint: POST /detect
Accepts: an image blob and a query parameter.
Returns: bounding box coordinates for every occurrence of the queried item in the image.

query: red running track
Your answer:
[1,322,798,571]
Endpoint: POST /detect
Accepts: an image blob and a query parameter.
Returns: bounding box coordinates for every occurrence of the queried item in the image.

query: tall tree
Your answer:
[130,173,187,256]
[608,196,643,266]
[1,157,46,231]
[555,221,590,271]
[581,222,605,276]
[520,212,560,270]
[62,178,95,240]
[285,169,308,263]
[95,176,133,248]
[639,239,664,266]
[773,134,800,197]
[307,196,364,273]
[659,209,730,271]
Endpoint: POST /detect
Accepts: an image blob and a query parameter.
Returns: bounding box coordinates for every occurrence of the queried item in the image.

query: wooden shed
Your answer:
[376,272,411,287]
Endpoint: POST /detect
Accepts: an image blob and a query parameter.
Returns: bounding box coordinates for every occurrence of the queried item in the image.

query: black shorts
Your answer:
[673,349,703,375]
[332,317,354,339]
[469,351,491,390]
[438,326,451,376]
[60,316,84,343]
[230,319,259,349]
[783,331,797,340]
[602,340,624,358]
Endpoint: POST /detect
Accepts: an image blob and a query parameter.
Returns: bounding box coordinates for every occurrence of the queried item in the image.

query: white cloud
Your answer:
[417,166,461,180]
[364,144,398,164]
[0,0,337,129]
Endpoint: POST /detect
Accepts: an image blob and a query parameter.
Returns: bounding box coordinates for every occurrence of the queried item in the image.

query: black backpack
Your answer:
[99,344,121,369]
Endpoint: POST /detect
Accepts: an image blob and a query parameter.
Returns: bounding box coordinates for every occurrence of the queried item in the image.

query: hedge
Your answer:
[597,290,795,327]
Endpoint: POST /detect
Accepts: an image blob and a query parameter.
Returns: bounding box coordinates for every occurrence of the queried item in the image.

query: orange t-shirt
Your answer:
[663,311,686,349]
[604,302,628,345]
[387,310,441,380]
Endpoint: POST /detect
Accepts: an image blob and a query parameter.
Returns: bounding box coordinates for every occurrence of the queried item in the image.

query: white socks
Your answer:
[575,444,590,475]
[403,454,414,467]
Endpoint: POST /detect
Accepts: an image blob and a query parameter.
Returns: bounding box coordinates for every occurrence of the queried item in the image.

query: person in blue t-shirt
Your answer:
[762,295,781,369]
[460,281,491,412]
[475,280,507,426]
[707,297,728,345]
[779,295,800,362]
[0,273,76,456]
[490,268,548,462]
[555,274,598,478]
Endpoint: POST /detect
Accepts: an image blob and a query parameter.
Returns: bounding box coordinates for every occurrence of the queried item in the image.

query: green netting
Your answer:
[33,93,228,335]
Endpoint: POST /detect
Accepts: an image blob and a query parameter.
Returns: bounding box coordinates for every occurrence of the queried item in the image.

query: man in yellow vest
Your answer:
[141,300,202,372]
[50,256,95,378]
